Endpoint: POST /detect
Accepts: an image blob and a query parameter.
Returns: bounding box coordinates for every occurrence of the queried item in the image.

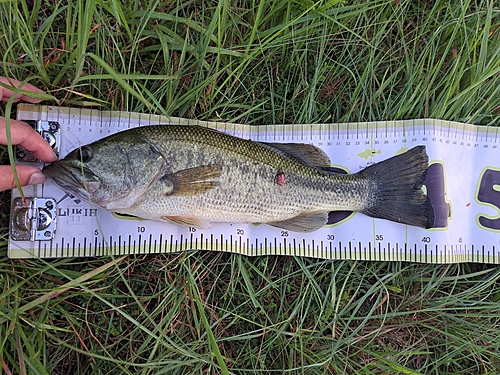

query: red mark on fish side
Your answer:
[275,172,286,186]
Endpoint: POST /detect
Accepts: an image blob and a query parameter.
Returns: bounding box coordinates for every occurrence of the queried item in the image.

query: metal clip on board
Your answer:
[10,120,60,241]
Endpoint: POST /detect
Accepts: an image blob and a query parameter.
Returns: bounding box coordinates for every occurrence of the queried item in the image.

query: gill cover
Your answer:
[43,133,168,210]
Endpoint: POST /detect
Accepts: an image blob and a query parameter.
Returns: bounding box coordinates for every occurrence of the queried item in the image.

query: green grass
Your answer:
[1,0,500,373]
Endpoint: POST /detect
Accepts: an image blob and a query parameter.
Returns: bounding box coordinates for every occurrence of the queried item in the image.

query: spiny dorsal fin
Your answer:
[258,142,331,168]
[268,211,329,232]
[161,164,221,196]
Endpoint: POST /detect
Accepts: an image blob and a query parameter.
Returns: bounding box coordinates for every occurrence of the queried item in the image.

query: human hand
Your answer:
[0,77,45,103]
[0,77,57,192]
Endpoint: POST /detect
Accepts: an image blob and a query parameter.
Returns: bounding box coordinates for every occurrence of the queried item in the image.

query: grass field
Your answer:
[1,0,500,374]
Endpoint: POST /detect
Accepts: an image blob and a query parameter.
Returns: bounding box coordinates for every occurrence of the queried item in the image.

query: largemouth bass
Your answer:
[43,125,434,232]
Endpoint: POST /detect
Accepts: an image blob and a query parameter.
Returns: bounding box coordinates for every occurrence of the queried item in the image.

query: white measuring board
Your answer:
[8,104,500,263]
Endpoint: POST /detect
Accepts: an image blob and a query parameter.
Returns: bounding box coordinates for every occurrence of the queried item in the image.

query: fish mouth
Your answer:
[43,161,101,196]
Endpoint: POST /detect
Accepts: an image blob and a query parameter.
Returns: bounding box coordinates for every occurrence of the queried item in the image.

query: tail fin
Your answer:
[359,146,434,228]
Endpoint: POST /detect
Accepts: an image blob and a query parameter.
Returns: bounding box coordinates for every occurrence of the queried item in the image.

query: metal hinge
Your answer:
[10,198,57,241]
[15,120,60,162]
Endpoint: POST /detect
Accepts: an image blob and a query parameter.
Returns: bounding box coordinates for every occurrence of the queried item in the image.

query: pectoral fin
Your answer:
[268,211,329,232]
[161,164,221,196]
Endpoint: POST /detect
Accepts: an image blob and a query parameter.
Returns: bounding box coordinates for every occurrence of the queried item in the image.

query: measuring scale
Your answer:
[8,104,500,263]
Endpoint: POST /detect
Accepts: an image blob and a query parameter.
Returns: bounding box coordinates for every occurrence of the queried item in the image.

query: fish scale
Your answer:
[127,127,367,223]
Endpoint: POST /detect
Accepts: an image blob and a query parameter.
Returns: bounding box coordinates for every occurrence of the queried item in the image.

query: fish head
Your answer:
[43,133,167,211]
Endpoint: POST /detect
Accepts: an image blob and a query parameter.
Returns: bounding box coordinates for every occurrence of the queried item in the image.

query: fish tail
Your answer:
[359,146,434,228]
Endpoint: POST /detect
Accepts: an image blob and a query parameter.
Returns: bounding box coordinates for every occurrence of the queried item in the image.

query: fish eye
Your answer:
[76,146,92,162]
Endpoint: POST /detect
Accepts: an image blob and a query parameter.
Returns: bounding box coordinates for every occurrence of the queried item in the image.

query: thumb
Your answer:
[0,165,47,192]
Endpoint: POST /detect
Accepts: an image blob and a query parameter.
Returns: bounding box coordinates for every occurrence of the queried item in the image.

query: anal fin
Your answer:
[268,211,329,232]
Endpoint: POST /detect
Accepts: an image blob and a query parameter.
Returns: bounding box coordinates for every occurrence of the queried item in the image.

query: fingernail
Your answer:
[28,172,47,185]
[47,151,58,162]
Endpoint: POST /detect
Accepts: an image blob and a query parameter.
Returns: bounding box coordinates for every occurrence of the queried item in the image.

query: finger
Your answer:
[0,165,46,192]
[0,77,45,103]
[0,118,58,162]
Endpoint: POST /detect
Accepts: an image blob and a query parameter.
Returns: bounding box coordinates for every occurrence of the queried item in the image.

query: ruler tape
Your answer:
[8,105,500,263]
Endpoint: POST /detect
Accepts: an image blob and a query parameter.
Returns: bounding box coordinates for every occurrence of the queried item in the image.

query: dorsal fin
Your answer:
[258,142,331,168]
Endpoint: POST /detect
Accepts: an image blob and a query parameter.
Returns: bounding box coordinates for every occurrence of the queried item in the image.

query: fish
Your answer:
[42,125,435,232]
